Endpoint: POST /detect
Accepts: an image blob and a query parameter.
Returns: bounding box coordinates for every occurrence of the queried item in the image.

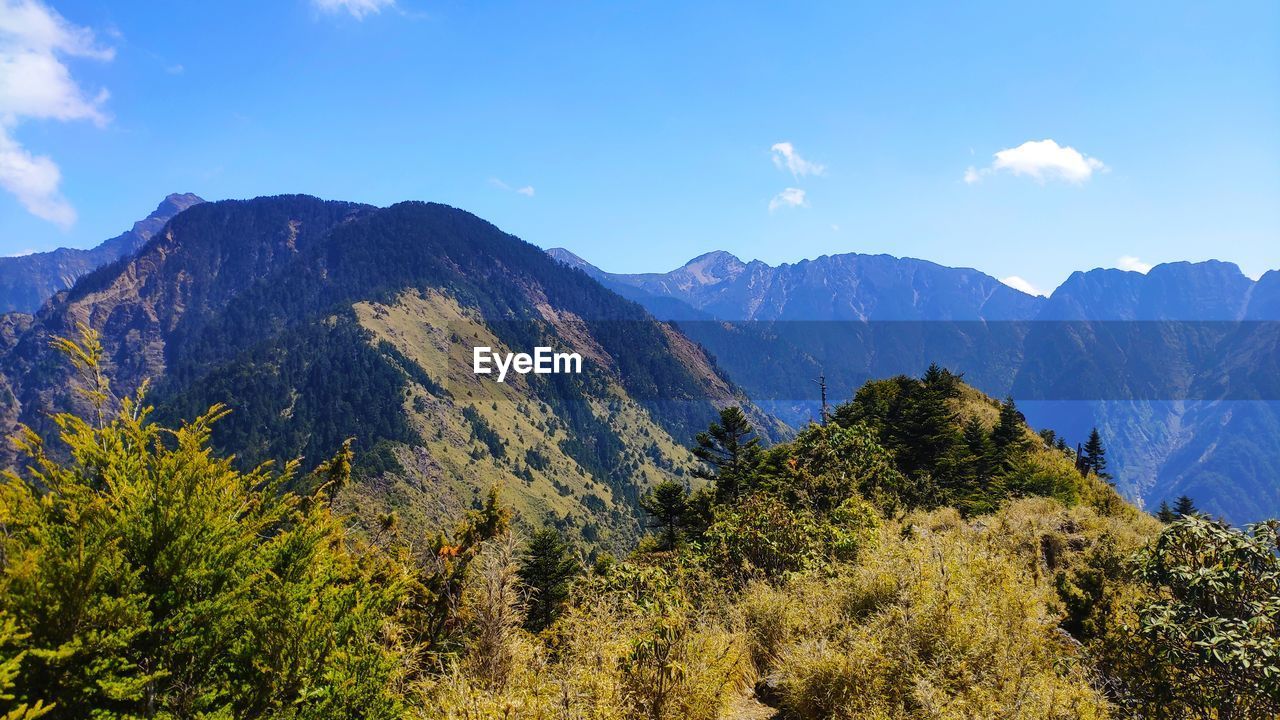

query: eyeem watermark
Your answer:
[472,346,583,383]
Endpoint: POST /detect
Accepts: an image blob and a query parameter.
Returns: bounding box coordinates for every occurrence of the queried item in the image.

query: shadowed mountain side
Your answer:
[0,196,782,550]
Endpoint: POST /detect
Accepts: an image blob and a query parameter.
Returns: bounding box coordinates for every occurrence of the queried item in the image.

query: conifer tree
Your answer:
[1082,428,1110,479]
[962,416,995,484]
[693,406,762,502]
[898,365,962,488]
[640,480,689,550]
[517,528,580,633]
[1156,500,1176,523]
[0,326,408,718]
[1173,495,1198,518]
[990,397,1029,470]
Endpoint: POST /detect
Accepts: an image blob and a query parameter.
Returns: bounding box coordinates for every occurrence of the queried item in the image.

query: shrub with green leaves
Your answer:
[1133,516,1280,716]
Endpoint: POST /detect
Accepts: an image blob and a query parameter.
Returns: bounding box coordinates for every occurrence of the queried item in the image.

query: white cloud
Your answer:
[1000,275,1048,297]
[0,0,113,228]
[489,177,534,198]
[966,139,1106,185]
[312,0,395,19]
[0,128,74,227]
[768,187,807,212]
[770,141,825,178]
[1116,255,1153,273]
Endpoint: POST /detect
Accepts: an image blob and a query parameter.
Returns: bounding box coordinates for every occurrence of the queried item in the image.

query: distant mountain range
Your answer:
[0,193,204,313]
[0,194,1274,530]
[549,247,1280,523]
[547,248,1045,321]
[0,195,778,551]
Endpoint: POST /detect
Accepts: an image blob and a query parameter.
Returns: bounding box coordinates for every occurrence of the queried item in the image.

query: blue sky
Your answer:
[1,0,1276,295]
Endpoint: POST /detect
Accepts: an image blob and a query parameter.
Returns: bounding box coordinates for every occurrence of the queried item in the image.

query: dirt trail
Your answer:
[720,693,780,720]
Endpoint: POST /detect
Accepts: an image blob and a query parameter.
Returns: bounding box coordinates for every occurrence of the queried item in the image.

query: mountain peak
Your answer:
[1145,258,1248,281]
[152,192,205,220]
[0,193,208,313]
[1045,259,1257,320]
[546,247,589,265]
[677,250,746,285]
[545,247,603,276]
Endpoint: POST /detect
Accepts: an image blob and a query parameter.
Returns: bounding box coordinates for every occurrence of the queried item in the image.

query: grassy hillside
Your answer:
[5,341,1275,719]
[345,289,705,550]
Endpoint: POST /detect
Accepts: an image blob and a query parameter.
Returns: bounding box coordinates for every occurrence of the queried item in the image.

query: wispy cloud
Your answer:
[1116,255,1153,273]
[770,141,825,178]
[0,0,114,228]
[312,0,395,19]
[1000,275,1049,297]
[490,177,535,198]
[768,187,807,212]
[966,139,1106,185]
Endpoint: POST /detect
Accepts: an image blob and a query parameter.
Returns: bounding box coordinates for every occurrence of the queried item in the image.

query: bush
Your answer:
[0,329,409,719]
[1132,516,1280,716]
[421,561,749,720]
[702,493,823,581]
[771,507,1113,719]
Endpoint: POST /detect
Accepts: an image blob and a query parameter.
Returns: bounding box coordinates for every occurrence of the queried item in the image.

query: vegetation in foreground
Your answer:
[1,331,1277,719]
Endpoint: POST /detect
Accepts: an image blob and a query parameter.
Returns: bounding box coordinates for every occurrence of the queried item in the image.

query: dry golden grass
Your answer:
[352,290,701,550]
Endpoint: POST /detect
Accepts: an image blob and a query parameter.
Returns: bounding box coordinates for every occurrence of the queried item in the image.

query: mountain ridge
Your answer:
[0,193,204,313]
[553,246,1280,522]
[548,246,1047,322]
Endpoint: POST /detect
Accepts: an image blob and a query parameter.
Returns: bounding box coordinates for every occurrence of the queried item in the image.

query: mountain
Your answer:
[0,195,780,551]
[548,248,1046,321]
[0,193,204,313]
[1015,261,1280,523]
[1246,270,1280,319]
[549,248,1046,425]
[1035,260,1256,321]
[554,248,1280,523]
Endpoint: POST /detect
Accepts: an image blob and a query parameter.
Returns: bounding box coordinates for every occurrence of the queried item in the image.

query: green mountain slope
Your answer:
[0,195,781,549]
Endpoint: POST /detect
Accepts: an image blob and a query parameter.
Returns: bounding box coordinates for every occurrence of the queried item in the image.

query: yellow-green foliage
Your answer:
[0,614,50,720]
[421,563,751,720]
[760,503,1123,719]
[0,328,411,719]
[954,382,1131,518]
[703,493,879,583]
[4,335,1225,720]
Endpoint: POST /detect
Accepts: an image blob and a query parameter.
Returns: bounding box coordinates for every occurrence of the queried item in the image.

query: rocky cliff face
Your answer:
[0,194,204,313]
